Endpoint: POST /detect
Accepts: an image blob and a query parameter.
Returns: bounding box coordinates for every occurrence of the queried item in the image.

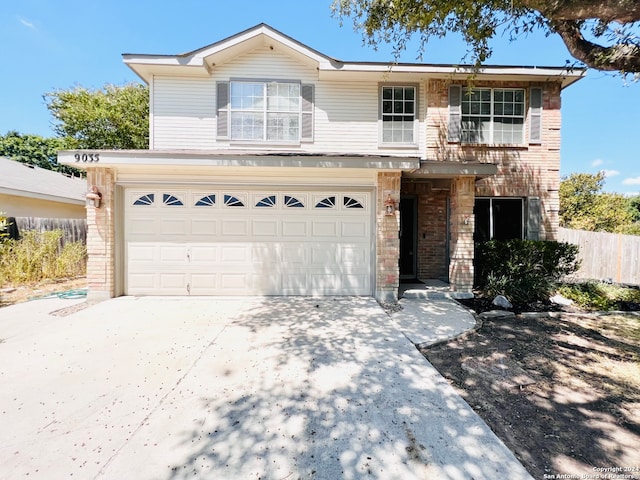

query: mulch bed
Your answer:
[420,303,640,479]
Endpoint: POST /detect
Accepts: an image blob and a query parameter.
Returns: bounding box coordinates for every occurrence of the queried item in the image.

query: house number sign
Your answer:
[74,153,100,163]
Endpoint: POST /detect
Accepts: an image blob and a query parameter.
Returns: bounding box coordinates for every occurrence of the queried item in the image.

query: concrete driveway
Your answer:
[0,296,531,480]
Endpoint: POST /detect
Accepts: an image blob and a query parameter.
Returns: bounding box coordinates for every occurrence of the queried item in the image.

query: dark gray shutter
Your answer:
[529,87,542,144]
[526,196,541,240]
[216,82,229,139]
[301,84,314,142]
[448,85,462,142]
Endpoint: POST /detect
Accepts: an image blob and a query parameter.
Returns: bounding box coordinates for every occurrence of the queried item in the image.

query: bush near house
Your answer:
[0,229,86,286]
[558,282,640,311]
[475,239,581,304]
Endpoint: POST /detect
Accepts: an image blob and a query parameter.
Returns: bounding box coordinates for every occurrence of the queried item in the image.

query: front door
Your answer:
[399,196,417,279]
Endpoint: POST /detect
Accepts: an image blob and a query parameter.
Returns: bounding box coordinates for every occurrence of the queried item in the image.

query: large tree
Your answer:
[560,172,639,234]
[44,83,149,150]
[0,131,80,177]
[333,0,640,73]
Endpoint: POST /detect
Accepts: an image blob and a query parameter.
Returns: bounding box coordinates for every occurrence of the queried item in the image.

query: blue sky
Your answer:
[1,0,639,194]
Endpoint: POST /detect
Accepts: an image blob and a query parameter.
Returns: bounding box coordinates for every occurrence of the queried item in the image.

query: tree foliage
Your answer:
[0,131,81,177]
[44,83,149,150]
[332,0,640,74]
[559,172,640,234]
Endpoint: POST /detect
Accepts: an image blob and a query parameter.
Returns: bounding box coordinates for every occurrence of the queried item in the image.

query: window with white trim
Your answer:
[381,86,416,144]
[474,198,524,241]
[229,81,300,142]
[461,88,525,144]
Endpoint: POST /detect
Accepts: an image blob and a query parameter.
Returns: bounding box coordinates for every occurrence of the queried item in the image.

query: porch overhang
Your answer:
[404,161,498,180]
[58,149,421,171]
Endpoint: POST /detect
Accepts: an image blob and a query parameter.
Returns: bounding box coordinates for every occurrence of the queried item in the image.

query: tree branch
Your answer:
[552,19,640,71]
[522,0,640,23]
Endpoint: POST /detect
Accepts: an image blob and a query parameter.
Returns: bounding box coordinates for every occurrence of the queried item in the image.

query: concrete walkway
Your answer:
[0,295,531,480]
[392,297,478,348]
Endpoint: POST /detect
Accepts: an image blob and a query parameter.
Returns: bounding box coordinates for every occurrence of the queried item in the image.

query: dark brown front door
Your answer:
[399,196,417,279]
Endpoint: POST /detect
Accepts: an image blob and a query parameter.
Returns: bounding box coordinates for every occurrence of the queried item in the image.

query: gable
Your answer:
[213,45,318,82]
[124,24,333,84]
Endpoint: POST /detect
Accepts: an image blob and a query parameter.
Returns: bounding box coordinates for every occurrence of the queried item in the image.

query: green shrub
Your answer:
[558,282,640,311]
[0,229,86,285]
[475,239,581,304]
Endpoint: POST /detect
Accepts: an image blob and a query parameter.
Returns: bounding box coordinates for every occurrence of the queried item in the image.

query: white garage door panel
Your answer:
[125,188,372,296]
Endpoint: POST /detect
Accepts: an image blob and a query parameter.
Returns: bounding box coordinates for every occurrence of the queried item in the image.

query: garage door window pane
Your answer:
[224,195,245,207]
[163,194,183,206]
[133,194,155,206]
[344,196,364,209]
[315,196,336,208]
[256,195,276,207]
[284,195,304,207]
[195,195,216,206]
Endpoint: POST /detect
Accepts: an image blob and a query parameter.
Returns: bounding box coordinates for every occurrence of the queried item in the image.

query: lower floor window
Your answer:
[474,198,523,241]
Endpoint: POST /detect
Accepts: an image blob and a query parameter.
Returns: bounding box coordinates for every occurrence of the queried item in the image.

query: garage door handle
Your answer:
[187,250,191,263]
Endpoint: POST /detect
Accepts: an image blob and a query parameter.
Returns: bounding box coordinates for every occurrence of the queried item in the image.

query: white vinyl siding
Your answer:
[150,45,424,155]
[152,77,216,149]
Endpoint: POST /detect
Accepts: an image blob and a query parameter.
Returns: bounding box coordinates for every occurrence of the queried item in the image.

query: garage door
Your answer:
[124,187,373,295]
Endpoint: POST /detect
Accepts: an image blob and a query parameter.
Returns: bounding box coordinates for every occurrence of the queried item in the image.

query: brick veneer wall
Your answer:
[425,79,563,241]
[449,177,476,291]
[85,168,116,301]
[376,171,401,302]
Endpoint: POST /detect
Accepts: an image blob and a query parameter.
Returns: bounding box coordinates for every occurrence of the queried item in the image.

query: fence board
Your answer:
[13,217,87,246]
[558,227,640,285]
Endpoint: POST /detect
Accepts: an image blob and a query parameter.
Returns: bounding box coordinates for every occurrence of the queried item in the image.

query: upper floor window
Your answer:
[449,85,535,145]
[231,81,299,142]
[461,88,525,144]
[381,86,416,144]
[217,81,314,144]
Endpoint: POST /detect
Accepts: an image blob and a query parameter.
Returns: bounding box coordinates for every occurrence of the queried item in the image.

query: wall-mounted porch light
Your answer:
[86,185,102,208]
[384,194,396,216]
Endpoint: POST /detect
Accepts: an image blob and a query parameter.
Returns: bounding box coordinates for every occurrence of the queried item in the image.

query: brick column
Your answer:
[376,172,401,302]
[85,168,116,301]
[449,176,475,292]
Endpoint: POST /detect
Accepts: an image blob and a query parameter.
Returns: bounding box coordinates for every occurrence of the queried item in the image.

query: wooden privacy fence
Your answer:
[13,217,87,245]
[558,227,640,286]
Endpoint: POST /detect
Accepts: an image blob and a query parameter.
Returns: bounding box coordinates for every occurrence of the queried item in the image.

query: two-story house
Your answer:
[59,24,584,302]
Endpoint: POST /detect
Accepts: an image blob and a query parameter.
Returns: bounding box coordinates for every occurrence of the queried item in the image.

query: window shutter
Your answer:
[448,85,462,142]
[301,84,314,142]
[216,82,229,139]
[526,197,541,240]
[529,87,543,144]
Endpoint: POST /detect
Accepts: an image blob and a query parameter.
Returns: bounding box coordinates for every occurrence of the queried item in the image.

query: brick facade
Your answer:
[85,168,116,301]
[376,172,401,302]
[424,79,562,241]
[448,177,476,291]
[397,79,563,292]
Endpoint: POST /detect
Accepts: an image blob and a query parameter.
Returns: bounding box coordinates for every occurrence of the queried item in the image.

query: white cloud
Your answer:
[591,159,604,167]
[603,169,620,178]
[18,17,37,30]
[622,177,640,185]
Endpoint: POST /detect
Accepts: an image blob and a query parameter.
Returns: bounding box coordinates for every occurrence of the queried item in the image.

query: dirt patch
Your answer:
[0,277,87,308]
[421,310,640,479]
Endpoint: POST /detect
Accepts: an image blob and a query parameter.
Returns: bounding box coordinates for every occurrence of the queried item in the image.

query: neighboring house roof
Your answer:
[0,156,86,205]
[123,23,585,88]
